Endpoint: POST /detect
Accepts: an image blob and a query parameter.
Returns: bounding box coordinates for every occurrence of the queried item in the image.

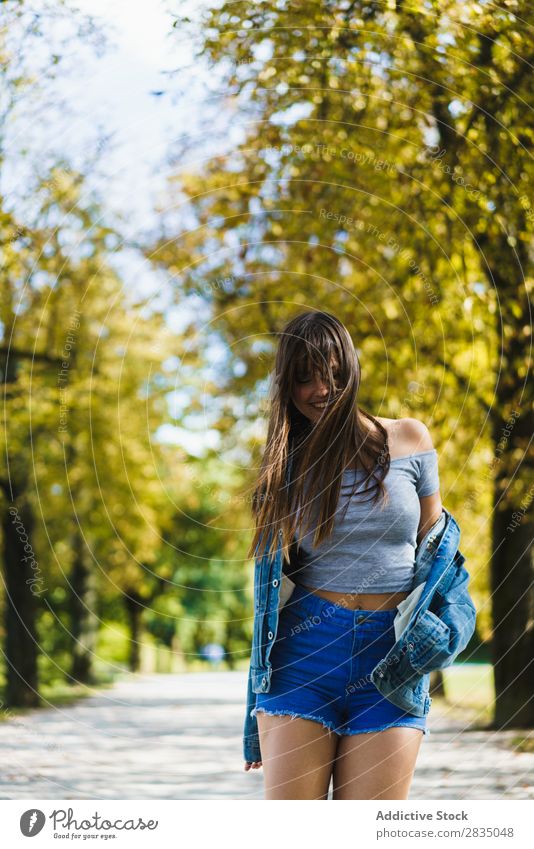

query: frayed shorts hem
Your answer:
[337,722,429,737]
[251,707,428,737]
[251,707,338,736]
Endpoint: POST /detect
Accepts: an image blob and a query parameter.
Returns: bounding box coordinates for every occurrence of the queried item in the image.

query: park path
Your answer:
[0,670,532,799]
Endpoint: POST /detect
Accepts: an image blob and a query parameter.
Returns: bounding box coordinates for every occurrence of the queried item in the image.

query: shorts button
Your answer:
[272,579,279,587]
[267,631,274,639]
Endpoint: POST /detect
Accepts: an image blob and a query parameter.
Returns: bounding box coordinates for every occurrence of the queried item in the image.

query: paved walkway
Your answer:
[0,671,532,799]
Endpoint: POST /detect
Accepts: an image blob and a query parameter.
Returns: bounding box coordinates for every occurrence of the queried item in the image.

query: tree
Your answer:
[0,0,107,705]
[1,165,176,698]
[153,0,533,726]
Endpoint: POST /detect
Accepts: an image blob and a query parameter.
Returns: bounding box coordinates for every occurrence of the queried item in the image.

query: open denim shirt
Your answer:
[243,456,477,763]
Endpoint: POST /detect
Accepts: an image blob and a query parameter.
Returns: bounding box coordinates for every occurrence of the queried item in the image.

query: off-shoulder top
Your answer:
[287,449,440,594]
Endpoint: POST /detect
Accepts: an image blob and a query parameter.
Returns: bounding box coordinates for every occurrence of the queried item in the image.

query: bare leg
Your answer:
[332,727,423,800]
[256,710,339,799]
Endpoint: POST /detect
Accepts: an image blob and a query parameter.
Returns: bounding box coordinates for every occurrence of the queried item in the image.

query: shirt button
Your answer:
[262,677,267,687]
[267,631,274,640]
[272,579,279,587]
[377,671,384,678]
[408,643,414,650]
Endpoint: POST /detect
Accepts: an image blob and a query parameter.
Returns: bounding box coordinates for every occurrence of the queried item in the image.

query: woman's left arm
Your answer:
[402,417,443,545]
[418,491,443,545]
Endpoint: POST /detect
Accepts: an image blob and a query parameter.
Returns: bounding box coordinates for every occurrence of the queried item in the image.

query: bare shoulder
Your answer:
[372,416,402,453]
[372,416,433,455]
[371,415,434,458]
[398,417,435,454]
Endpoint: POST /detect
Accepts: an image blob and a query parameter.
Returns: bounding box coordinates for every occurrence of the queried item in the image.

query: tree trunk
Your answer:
[124,592,143,672]
[429,670,446,698]
[483,255,534,728]
[491,502,534,728]
[70,525,98,684]
[2,495,40,707]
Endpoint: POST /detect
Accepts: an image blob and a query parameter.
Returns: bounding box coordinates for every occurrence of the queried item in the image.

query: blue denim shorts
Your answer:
[251,582,428,737]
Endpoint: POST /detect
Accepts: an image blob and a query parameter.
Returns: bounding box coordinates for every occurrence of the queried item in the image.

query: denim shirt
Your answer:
[243,458,477,763]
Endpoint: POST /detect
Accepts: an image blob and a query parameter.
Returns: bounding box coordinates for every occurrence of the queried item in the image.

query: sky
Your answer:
[65,0,214,232]
[75,0,223,454]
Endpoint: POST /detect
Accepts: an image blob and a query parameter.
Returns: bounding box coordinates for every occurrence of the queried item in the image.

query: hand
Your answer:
[244,760,262,770]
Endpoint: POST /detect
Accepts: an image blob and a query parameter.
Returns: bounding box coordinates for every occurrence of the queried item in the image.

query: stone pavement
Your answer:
[0,671,532,799]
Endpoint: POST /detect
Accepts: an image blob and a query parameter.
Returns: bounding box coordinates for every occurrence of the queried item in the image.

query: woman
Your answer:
[244,310,444,800]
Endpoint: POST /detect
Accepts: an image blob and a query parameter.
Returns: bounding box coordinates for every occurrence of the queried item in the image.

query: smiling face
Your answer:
[291,354,342,423]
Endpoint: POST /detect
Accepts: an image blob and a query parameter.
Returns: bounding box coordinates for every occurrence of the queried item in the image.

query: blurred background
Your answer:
[0,0,533,794]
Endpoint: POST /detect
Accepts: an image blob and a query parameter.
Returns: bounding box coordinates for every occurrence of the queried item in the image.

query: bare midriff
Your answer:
[300,583,409,611]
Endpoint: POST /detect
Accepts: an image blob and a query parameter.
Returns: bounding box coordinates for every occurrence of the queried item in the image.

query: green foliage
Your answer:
[149,0,534,647]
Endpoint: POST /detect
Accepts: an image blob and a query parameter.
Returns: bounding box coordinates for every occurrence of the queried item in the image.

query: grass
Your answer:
[430,667,534,757]
[511,734,534,754]
[441,662,494,724]
[0,676,121,722]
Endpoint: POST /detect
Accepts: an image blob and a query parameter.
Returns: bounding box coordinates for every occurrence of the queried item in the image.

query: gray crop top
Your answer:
[288,449,440,594]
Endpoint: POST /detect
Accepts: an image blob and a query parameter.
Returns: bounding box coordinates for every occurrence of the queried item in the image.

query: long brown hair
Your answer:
[248,310,391,563]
